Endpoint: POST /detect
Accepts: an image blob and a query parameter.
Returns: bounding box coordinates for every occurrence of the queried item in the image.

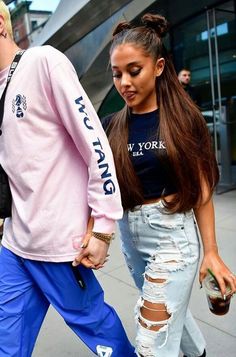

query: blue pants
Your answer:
[0,246,135,357]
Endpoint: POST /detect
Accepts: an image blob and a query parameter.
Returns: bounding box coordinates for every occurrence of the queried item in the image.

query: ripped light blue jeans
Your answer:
[118,201,206,357]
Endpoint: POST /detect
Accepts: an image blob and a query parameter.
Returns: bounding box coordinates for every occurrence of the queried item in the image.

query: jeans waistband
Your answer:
[128,200,194,219]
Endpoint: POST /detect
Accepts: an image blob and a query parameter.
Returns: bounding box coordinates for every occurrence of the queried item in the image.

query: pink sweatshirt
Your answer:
[0,46,123,262]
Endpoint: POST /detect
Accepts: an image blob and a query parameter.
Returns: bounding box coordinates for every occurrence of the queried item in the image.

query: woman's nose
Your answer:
[120,73,131,86]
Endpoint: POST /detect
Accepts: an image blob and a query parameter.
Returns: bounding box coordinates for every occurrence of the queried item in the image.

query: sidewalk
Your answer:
[33,190,236,357]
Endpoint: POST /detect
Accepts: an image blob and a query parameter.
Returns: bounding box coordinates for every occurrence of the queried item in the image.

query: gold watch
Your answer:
[92,231,115,245]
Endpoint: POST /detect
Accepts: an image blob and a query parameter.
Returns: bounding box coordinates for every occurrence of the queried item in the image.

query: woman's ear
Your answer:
[155,58,165,77]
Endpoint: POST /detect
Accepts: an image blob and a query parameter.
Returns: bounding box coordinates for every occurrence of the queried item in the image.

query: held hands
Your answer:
[199,251,236,297]
[72,217,110,269]
[73,235,109,269]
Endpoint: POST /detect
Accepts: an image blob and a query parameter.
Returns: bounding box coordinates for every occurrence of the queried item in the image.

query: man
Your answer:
[178,68,201,106]
[0,1,135,356]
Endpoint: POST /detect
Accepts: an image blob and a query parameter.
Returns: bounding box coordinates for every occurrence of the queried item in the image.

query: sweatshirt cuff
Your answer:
[93,217,116,234]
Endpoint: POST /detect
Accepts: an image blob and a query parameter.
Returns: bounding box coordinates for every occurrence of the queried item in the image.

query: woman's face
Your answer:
[110,43,164,114]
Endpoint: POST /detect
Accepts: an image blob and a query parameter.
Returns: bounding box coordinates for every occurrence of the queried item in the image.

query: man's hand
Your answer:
[73,235,109,269]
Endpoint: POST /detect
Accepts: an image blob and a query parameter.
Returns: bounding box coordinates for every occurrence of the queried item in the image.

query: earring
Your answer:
[0,32,7,38]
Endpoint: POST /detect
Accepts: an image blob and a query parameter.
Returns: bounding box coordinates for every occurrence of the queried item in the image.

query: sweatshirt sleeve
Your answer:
[48,52,123,233]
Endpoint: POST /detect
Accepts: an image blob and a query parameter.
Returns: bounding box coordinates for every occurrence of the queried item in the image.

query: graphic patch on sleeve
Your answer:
[96,345,113,356]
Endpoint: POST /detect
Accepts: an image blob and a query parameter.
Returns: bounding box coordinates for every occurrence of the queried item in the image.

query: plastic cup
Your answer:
[203,274,232,315]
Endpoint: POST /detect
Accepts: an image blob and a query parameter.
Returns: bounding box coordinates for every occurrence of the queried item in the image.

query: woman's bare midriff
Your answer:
[143,194,176,205]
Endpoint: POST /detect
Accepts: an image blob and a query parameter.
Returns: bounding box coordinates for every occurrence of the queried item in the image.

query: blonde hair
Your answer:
[0,0,13,39]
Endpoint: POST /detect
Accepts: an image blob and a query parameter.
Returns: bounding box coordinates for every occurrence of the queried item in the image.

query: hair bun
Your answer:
[112,21,132,37]
[141,13,169,38]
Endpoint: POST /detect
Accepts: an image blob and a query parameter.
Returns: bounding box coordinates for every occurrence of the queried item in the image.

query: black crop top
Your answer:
[102,110,177,199]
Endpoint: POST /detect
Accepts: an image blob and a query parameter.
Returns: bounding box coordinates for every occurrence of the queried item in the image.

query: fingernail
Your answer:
[223,294,226,300]
[81,242,88,248]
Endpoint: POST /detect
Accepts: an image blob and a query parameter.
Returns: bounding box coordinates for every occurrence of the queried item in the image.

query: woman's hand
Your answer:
[73,235,109,269]
[194,193,236,297]
[199,251,236,297]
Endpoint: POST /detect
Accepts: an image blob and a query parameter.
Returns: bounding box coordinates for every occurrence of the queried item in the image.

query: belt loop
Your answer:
[141,206,146,223]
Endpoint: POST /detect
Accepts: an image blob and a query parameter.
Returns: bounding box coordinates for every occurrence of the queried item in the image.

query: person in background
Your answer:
[178,68,201,106]
[101,12,236,357]
[0,1,136,356]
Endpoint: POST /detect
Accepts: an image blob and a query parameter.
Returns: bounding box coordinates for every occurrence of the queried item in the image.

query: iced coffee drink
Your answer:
[203,274,232,316]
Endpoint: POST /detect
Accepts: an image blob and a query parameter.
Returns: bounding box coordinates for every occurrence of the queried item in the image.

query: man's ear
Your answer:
[0,14,7,38]
[155,58,165,77]
[0,14,5,32]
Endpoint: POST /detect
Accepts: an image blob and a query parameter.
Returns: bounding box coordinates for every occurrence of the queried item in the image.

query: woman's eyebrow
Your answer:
[111,61,141,69]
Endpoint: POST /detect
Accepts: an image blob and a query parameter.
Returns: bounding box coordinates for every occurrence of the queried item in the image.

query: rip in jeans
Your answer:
[135,240,187,357]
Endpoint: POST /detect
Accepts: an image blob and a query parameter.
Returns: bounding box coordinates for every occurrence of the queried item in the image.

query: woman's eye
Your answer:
[112,72,121,78]
[130,68,141,76]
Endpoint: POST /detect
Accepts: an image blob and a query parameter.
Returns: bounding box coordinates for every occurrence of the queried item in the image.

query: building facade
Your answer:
[10,1,52,49]
[7,0,236,190]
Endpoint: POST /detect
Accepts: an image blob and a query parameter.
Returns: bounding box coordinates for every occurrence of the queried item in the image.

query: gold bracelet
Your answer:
[92,231,115,245]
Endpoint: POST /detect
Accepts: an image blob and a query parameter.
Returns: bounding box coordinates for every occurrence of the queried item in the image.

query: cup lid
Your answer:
[203,274,231,298]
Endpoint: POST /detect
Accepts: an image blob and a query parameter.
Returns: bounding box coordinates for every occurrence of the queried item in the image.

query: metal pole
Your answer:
[206,9,218,163]
[212,8,222,122]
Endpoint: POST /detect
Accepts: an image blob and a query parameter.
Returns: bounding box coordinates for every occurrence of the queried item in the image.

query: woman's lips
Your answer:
[122,91,136,100]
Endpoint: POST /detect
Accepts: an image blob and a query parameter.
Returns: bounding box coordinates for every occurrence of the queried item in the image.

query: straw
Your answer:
[207,268,220,289]
[207,269,231,300]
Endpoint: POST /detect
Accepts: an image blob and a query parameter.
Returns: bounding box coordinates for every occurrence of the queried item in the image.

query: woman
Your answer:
[101,13,236,357]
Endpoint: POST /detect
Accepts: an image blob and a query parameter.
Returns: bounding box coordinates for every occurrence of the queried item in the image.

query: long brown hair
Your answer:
[106,13,219,212]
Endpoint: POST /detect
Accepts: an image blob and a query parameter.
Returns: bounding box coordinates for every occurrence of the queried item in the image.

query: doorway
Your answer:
[172,0,236,191]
